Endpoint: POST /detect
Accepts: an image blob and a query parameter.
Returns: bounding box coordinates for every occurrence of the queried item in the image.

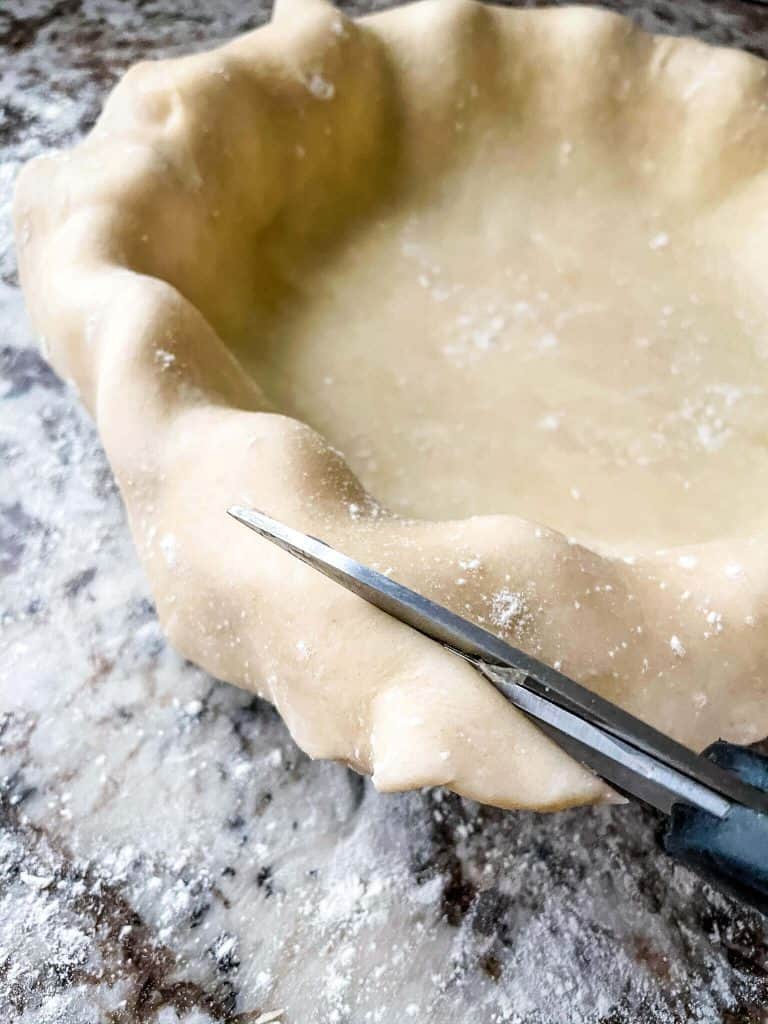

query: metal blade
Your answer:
[227,506,768,817]
[476,664,729,817]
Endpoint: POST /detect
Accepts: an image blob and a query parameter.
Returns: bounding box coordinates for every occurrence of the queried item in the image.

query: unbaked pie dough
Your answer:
[14,0,768,809]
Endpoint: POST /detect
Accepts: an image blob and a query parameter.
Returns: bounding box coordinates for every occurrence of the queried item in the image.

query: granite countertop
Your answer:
[3,2,768,1022]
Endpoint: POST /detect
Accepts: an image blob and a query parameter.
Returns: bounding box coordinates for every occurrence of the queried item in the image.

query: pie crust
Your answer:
[14,0,768,809]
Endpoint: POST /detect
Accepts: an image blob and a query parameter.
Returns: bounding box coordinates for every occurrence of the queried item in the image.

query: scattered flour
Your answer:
[306,72,335,101]
[154,348,176,370]
[703,609,724,638]
[489,589,532,635]
[159,532,178,568]
[669,634,686,658]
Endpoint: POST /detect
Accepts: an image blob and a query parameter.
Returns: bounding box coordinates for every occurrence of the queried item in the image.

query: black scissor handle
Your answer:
[663,740,768,916]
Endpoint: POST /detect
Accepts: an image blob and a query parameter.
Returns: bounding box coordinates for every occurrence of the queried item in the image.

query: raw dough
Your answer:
[14,0,768,810]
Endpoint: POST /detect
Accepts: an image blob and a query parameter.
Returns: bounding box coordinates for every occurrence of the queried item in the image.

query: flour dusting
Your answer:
[3,0,768,1021]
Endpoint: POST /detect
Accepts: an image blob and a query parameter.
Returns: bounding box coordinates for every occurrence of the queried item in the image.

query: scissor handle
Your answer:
[663,741,768,916]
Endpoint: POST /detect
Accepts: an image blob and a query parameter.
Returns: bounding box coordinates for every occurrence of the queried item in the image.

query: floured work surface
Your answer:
[3,0,768,1021]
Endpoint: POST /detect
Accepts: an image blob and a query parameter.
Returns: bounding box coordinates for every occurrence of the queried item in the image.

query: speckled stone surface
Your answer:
[3,2,768,1022]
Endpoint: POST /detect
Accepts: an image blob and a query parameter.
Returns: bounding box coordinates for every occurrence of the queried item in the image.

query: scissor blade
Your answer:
[477,664,728,817]
[227,506,768,817]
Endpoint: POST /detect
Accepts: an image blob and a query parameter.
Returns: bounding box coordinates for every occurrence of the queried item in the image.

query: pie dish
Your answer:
[14,0,768,810]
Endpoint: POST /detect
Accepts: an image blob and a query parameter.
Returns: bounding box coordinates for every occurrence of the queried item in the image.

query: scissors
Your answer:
[228,506,768,916]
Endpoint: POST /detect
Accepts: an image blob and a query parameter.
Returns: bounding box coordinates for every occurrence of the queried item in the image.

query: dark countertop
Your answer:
[2,2,768,1022]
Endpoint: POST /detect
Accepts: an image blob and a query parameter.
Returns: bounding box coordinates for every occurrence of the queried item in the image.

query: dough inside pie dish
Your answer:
[14,0,768,810]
